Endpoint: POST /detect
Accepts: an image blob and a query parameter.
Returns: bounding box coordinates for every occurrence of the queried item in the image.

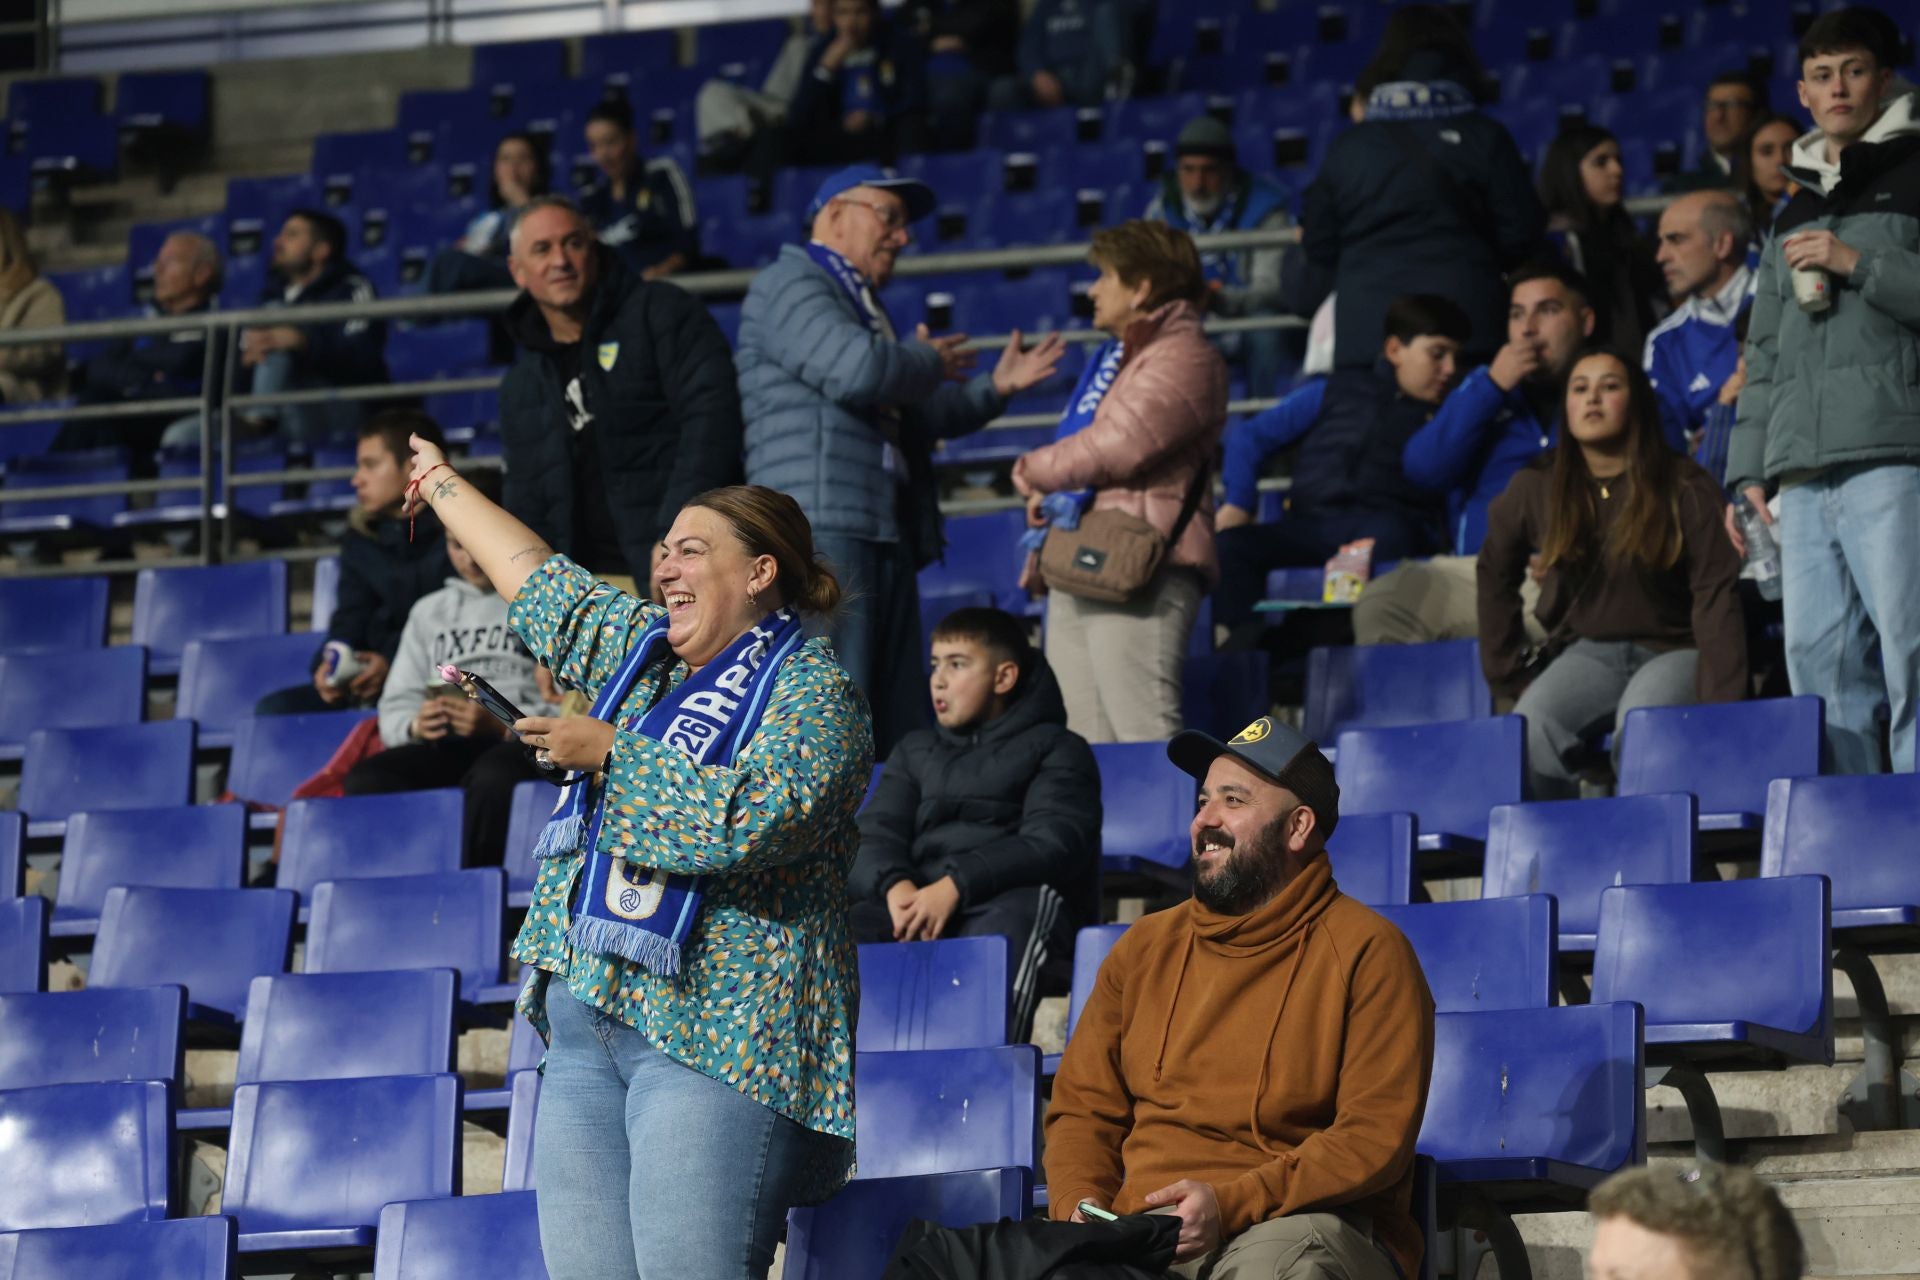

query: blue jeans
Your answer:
[533,987,847,1280]
[1778,462,1920,773]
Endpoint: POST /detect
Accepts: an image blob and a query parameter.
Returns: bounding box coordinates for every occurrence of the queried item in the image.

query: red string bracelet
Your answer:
[405,463,455,543]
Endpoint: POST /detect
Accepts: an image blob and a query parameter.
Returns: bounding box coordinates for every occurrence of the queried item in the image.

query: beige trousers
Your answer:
[1044,568,1203,744]
[1351,554,1545,647]
[1169,1212,1403,1280]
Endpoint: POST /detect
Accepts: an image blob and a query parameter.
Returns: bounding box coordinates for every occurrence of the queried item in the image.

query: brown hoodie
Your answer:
[1044,856,1435,1278]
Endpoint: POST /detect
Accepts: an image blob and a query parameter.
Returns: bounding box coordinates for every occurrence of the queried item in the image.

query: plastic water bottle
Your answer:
[1738,495,1782,602]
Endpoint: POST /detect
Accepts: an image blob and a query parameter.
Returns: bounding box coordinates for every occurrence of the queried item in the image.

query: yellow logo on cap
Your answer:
[1230,718,1272,745]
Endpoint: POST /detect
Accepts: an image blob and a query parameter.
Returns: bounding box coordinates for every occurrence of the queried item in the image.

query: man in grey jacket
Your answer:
[737,164,1064,752]
[1728,7,1920,774]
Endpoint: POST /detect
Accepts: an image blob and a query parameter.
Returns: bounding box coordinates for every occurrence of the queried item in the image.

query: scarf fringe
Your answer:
[534,811,586,860]
[568,914,684,976]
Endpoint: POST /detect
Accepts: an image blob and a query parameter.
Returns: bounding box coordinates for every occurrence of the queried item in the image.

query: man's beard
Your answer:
[1193,807,1295,915]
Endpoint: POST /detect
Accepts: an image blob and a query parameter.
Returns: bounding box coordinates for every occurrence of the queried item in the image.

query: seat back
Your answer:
[1334,717,1524,842]
[1303,641,1492,742]
[858,937,1010,1051]
[501,1069,540,1193]
[0,899,45,993]
[1418,1003,1645,1172]
[92,887,295,1022]
[853,1045,1041,1180]
[0,986,183,1090]
[131,562,287,671]
[372,1191,546,1280]
[236,970,457,1087]
[305,870,504,998]
[1066,923,1127,1044]
[1760,774,1920,914]
[0,1216,236,1280]
[21,722,195,824]
[1325,812,1416,907]
[785,1168,1032,1280]
[0,813,19,898]
[1483,795,1697,946]
[0,577,108,653]
[223,1074,462,1236]
[226,712,374,809]
[56,805,247,928]
[0,1081,172,1230]
[1094,741,1193,869]
[1616,697,1824,817]
[502,779,551,902]
[0,648,146,749]
[175,634,325,732]
[1376,898,1558,1012]
[1592,877,1832,1055]
[279,791,465,910]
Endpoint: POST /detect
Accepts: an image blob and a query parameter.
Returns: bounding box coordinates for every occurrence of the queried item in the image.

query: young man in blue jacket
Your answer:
[1352,259,1593,645]
[1213,294,1465,630]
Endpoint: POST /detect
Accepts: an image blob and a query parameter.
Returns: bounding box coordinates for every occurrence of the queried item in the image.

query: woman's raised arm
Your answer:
[407,433,556,604]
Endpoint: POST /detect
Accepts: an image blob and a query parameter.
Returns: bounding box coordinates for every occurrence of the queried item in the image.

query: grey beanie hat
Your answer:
[1174,114,1236,160]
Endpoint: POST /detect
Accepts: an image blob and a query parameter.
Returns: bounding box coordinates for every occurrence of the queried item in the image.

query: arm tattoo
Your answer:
[508,543,552,565]
[430,476,460,502]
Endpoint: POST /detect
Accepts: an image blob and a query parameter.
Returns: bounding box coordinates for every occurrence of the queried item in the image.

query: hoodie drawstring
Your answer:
[1152,928,1196,1082]
[1249,920,1314,1157]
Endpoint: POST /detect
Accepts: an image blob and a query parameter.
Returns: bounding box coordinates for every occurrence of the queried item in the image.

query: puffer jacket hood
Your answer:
[1786,82,1920,195]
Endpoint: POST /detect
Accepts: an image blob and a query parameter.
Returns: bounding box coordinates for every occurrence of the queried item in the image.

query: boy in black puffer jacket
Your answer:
[850,607,1101,1040]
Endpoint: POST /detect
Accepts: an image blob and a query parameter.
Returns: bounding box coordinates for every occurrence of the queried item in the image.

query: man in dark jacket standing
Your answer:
[500,196,744,585]
[851,607,1100,1040]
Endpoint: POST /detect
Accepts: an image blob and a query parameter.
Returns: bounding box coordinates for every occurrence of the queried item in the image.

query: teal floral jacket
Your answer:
[507,556,872,1157]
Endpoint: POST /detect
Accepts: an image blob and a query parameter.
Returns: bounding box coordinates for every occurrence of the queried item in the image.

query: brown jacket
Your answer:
[1013,300,1229,587]
[0,276,67,405]
[1475,458,1747,702]
[1044,856,1435,1280]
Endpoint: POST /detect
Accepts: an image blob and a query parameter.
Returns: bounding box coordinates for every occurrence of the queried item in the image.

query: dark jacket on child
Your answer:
[851,651,1102,928]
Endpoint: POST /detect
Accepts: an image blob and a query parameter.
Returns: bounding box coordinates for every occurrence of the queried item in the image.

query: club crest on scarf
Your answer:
[534,606,804,975]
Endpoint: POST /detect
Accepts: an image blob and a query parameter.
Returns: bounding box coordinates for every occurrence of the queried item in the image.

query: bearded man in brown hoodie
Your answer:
[1045,717,1436,1280]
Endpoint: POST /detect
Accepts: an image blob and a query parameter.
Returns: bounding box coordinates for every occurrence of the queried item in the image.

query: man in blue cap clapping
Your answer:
[737,164,1065,753]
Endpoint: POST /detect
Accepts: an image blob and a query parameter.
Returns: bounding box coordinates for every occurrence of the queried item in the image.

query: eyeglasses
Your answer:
[835,197,911,235]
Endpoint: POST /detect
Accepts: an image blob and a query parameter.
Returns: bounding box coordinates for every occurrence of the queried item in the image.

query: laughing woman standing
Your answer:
[402,437,871,1280]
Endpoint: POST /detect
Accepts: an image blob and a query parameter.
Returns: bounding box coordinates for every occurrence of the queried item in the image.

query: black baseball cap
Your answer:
[1168,715,1341,836]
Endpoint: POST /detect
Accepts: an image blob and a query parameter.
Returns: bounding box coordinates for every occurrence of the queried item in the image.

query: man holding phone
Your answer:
[1045,717,1433,1280]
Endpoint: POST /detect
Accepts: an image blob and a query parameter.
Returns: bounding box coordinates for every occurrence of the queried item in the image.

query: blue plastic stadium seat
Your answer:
[175,634,322,746]
[52,804,246,938]
[132,561,288,676]
[115,70,210,138]
[471,38,567,89]
[858,937,1010,1051]
[181,969,458,1132]
[387,321,496,382]
[372,1190,546,1280]
[501,778,552,909]
[21,115,119,180]
[118,445,287,529]
[0,576,108,653]
[1761,774,1920,943]
[501,1067,540,1192]
[1616,696,1824,832]
[224,1073,462,1258]
[1419,1003,1645,1205]
[979,189,1080,247]
[468,1015,543,1112]
[0,899,46,994]
[692,16,792,77]
[0,1216,237,1279]
[1375,897,1557,1012]
[20,722,195,838]
[1302,641,1492,744]
[1325,812,1417,907]
[279,790,464,921]
[0,1080,173,1231]
[91,886,295,1028]
[786,1168,1031,1280]
[1042,922,1126,1076]
[1335,716,1524,862]
[853,1045,1041,1180]
[305,869,516,1004]
[0,985,183,1090]
[1483,794,1697,951]
[581,29,678,86]
[917,507,1030,615]
[1093,741,1193,883]
[227,712,376,816]
[1181,649,1270,740]
[6,77,100,122]
[0,646,146,762]
[1593,877,1833,1067]
[1,453,129,532]
[0,813,18,897]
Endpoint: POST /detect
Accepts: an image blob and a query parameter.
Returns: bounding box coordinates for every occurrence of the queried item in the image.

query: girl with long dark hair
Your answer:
[1742,112,1803,239]
[1477,346,1746,798]
[1540,124,1665,354]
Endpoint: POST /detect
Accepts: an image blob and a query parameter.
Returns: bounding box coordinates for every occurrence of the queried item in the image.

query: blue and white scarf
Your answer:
[1020,337,1125,553]
[1365,79,1477,122]
[533,608,805,976]
[806,240,906,476]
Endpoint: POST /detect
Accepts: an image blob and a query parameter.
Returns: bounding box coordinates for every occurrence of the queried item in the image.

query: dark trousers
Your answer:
[342,735,542,867]
[1214,506,1439,628]
[813,533,928,757]
[849,883,1074,1043]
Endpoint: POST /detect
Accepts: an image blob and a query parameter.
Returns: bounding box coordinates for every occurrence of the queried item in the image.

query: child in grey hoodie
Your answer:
[343,469,557,865]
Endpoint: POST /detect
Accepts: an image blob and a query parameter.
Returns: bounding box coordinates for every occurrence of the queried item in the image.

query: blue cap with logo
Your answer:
[807,164,937,223]
[1167,716,1341,835]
